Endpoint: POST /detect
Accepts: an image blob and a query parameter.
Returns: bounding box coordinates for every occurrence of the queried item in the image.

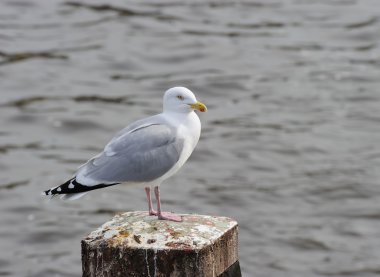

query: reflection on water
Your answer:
[1,0,380,276]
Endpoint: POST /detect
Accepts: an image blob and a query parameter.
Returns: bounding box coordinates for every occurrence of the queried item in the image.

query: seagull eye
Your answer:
[177,95,184,100]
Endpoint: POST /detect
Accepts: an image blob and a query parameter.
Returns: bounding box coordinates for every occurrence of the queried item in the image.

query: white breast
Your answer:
[152,111,201,185]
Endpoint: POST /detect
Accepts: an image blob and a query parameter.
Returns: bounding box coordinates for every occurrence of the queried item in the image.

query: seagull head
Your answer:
[163,87,207,114]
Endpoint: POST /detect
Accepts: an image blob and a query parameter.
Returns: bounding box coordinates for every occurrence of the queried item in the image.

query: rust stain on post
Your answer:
[81,211,239,277]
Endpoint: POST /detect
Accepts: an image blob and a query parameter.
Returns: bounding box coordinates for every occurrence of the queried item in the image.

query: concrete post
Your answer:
[81,211,240,277]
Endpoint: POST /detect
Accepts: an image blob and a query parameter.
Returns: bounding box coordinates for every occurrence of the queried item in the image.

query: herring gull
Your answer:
[43,87,207,222]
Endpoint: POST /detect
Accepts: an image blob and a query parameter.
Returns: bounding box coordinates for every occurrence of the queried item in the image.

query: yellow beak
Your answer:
[190,101,207,112]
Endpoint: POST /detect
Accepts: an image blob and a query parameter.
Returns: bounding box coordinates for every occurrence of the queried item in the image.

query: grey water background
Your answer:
[1,0,380,276]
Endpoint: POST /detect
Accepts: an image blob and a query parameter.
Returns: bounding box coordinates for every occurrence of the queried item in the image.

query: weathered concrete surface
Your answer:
[82,211,239,277]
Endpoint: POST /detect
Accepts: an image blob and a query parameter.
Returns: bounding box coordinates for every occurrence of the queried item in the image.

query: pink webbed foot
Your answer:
[149,210,158,216]
[158,212,183,222]
[154,186,183,222]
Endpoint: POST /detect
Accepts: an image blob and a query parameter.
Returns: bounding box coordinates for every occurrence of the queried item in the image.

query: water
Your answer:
[1,0,380,276]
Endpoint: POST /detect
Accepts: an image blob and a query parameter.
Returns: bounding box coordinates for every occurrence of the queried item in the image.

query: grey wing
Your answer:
[105,115,160,147]
[76,123,184,184]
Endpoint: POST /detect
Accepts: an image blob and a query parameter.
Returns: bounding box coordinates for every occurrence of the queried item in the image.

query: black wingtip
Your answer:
[44,177,119,196]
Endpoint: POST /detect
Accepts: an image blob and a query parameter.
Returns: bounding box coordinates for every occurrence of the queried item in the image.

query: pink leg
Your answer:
[154,186,182,222]
[145,187,157,216]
